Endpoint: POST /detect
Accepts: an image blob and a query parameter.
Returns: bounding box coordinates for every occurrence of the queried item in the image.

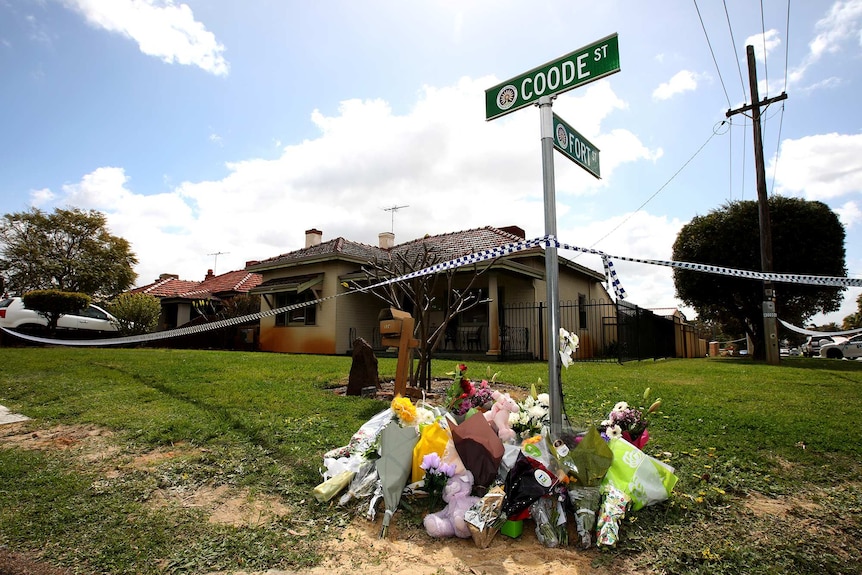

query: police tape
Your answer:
[4,234,859,347]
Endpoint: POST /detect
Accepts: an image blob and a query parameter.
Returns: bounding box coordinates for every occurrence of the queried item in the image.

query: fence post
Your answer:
[538,302,544,361]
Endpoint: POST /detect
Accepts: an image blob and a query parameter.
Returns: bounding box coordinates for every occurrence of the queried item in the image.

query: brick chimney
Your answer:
[305,228,323,248]
[379,232,395,249]
[205,269,215,281]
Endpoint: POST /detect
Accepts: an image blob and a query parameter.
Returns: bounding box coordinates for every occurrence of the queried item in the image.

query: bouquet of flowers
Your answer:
[419,452,456,511]
[445,364,495,416]
[509,385,550,439]
[598,388,662,449]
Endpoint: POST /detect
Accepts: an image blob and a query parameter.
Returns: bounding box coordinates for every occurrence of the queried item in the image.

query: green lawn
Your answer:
[1,348,860,574]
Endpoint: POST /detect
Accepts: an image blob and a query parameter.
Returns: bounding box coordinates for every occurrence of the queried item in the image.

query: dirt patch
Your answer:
[0,550,73,575]
[148,484,293,528]
[207,517,619,575]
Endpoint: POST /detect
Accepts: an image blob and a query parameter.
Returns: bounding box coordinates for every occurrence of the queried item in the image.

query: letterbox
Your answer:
[379,307,412,344]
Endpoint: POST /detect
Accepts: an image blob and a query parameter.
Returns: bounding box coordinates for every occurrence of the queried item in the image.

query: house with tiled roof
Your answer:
[131,269,262,330]
[245,226,612,358]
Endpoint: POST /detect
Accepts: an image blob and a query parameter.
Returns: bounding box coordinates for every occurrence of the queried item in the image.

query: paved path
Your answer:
[0,404,29,425]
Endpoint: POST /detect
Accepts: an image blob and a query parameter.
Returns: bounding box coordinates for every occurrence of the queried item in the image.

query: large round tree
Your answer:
[0,207,137,299]
[672,197,846,359]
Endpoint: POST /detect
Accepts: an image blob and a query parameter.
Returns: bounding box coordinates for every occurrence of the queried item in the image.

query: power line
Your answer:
[584,126,722,253]
[694,0,732,108]
[723,0,748,100]
[783,0,791,92]
[760,0,769,96]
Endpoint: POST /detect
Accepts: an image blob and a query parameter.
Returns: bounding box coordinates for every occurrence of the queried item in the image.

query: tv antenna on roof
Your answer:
[383,204,409,232]
[207,251,230,275]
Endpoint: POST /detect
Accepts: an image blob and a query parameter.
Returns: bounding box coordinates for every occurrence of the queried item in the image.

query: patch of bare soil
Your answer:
[148,484,293,528]
[208,517,619,575]
[0,551,72,575]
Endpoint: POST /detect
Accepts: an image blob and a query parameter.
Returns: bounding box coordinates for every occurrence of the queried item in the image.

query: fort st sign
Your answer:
[484,33,620,121]
[553,113,601,179]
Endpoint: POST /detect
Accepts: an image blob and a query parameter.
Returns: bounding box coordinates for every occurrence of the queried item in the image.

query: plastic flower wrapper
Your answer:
[530,495,568,548]
[451,412,504,497]
[411,417,452,483]
[338,460,379,506]
[601,437,678,511]
[464,485,506,548]
[556,426,613,487]
[596,483,631,547]
[501,451,559,519]
[321,408,391,481]
[568,486,600,548]
[375,419,420,538]
[445,363,496,417]
[313,469,355,503]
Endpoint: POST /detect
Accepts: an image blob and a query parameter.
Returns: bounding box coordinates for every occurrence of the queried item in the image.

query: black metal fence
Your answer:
[501,299,677,362]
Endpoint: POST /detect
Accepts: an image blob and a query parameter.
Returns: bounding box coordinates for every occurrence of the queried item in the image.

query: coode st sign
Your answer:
[485,33,620,121]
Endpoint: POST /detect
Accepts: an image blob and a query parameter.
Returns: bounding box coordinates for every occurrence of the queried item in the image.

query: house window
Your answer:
[274,291,317,326]
[578,293,587,328]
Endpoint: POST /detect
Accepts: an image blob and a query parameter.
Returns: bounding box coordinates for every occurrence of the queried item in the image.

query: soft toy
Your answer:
[484,390,520,443]
[424,471,480,538]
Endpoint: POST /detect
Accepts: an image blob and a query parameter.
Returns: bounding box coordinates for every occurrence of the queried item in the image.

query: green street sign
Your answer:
[485,33,620,121]
[552,113,601,179]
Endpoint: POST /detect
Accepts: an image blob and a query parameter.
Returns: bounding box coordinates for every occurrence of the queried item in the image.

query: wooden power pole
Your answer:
[726,45,787,365]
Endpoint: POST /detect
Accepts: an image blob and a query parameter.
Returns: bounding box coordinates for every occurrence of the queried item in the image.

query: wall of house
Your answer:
[257,262,338,355]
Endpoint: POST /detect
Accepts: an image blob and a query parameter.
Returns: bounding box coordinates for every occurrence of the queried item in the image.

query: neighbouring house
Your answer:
[131,268,263,331]
[245,226,614,359]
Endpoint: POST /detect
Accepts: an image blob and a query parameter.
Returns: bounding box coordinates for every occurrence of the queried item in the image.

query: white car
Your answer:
[819,334,862,360]
[0,296,119,336]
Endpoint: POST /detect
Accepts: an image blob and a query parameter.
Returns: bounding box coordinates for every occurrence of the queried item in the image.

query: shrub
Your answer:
[22,290,91,333]
[108,292,161,335]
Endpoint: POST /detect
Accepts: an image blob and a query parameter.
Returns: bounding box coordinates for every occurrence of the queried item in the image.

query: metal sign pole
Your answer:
[539,95,562,435]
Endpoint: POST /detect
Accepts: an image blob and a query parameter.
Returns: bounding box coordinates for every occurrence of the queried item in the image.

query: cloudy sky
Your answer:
[2,0,861,327]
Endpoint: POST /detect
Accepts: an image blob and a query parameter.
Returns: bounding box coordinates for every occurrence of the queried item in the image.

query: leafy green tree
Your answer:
[842,293,862,330]
[673,197,846,360]
[0,207,137,299]
[22,290,91,334]
[108,292,162,335]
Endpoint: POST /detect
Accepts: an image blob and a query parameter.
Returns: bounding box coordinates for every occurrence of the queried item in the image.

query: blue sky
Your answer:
[2,0,861,327]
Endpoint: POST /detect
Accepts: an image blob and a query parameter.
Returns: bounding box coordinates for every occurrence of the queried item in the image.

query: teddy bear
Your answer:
[423,470,480,538]
[484,390,520,443]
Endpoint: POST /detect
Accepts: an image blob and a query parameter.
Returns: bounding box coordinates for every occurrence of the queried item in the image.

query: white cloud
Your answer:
[41,76,660,289]
[559,211,687,312]
[61,0,228,76]
[745,29,782,62]
[29,187,55,206]
[789,0,862,87]
[835,200,862,229]
[652,70,698,101]
[771,132,862,200]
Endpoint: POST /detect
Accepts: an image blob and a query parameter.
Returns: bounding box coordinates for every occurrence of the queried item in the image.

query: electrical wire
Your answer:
[783,0,791,92]
[723,0,747,100]
[760,0,769,96]
[769,103,786,196]
[583,126,722,253]
[694,0,732,108]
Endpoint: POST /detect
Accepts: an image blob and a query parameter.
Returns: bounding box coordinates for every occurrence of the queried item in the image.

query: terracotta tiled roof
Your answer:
[390,226,529,262]
[247,226,529,271]
[131,270,263,300]
[245,225,603,281]
[199,270,264,295]
[247,237,385,270]
[131,277,202,298]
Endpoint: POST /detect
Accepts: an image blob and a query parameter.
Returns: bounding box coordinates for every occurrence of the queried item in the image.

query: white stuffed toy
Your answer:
[424,471,480,538]
[484,390,520,443]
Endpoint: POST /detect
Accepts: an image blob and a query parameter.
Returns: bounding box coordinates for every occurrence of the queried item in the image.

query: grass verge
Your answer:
[0,348,860,574]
